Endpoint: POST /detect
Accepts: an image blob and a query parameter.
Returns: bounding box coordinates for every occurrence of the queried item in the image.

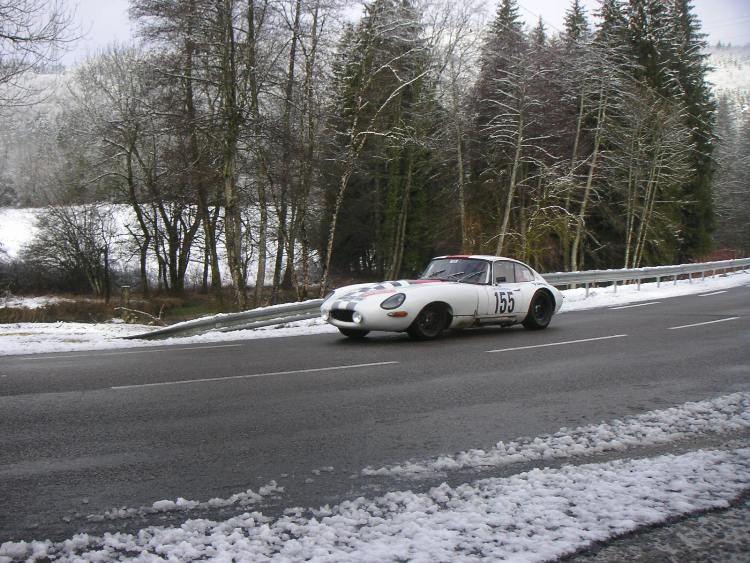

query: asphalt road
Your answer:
[1,284,749,542]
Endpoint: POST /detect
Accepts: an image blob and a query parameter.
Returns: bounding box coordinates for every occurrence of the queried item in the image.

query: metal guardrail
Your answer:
[543,257,750,296]
[126,257,749,340]
[124,299,324,340]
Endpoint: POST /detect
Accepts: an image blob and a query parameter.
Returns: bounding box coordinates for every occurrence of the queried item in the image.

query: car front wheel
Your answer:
[523,291,553,330]
[408,304,448,340]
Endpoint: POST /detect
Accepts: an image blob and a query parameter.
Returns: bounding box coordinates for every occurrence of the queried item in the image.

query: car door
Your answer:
[485,260,520,320]
[509,262,536,316]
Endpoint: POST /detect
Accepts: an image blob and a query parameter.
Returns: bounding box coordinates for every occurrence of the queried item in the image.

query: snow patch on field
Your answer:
[0,295,76,309]
[0,208,38,258]
[362,392,750,478]
[2,448,748,562]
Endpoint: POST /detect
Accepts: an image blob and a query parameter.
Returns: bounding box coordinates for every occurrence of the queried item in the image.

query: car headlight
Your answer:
[321,309,330,321]
[380,293,406,310]
[352,311,363,324]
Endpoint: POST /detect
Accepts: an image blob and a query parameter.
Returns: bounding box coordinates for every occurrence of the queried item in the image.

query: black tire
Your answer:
[339,328,369,339]
[407,304,448,340]
[523,291,553,330]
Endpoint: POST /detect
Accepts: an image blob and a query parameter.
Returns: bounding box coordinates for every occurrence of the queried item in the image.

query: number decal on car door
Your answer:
[494,290,515,314]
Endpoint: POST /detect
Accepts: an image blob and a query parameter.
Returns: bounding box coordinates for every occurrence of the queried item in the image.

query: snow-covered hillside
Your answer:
[707,44,750,109]
[708,45,750,93]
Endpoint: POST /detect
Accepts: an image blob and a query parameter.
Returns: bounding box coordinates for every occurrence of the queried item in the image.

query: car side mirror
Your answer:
[495,276,506,283]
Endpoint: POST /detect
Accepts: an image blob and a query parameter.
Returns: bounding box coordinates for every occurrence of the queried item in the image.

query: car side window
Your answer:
[493,261,516,284]
[514,264,534,282]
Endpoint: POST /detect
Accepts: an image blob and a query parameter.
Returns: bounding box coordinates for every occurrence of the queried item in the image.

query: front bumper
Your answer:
[321,303,413,332]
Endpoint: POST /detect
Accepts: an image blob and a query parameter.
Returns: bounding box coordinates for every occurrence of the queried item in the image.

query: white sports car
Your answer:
[321,255,563,340]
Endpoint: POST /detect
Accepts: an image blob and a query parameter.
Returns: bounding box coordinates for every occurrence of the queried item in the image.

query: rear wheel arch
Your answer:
[536,288,556,311]
[522,290,554,330]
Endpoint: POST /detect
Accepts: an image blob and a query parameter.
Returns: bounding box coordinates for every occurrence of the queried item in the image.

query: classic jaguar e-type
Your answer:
[320,255,563,340]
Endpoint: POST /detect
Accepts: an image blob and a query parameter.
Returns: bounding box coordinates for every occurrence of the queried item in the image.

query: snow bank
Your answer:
[560,269,750,312]
[0,317,338,356]
[85,482,285,523]
[363,391,750,478]
[2,448,748,562]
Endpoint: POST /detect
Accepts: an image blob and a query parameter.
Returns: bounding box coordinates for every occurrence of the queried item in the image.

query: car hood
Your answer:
[328,279,447,303]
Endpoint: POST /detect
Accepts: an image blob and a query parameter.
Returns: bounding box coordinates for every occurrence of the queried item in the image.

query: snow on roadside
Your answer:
[85,481,284,523]
[0,270,747,356]
[2,447,749,562]
[559,269,750,312]
[0,317,338,356]
[362,392,750,479]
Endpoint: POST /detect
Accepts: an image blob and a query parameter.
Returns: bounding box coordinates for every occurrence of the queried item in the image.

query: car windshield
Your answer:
[419,258,489,284]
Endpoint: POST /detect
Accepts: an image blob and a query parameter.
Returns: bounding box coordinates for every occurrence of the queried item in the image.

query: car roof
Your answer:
[432,254,523,264]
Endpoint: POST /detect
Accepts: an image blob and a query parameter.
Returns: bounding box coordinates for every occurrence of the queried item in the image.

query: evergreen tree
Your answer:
[472,0,535,256]
[595,0,628,44]
[627,0,680,97]
[564,0,591,46]
[321,0,440,281]
[668,0,716,258]
[531,17,546,46]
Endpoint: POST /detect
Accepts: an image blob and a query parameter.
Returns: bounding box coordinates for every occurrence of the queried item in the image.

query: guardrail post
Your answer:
[613,281,617,293]
[637,278,641,291]
[674,275,678,286]
[585,282,590,298]
[656,276,661,288]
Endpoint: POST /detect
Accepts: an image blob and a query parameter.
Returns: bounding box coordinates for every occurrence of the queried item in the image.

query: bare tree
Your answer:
[21,203,117,300]
[0,0,74,108]
[424,0,486,254]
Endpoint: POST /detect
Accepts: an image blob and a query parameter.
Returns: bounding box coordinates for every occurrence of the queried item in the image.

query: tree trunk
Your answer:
[570,90,607,272]
[387,150,413,279]
[495,113,524,256]
[271,0,302,303]
[220,0,246,309]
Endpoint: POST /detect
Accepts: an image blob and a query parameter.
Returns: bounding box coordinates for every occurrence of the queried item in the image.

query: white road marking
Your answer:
[698,290,727,297]
[668,317,740,330]
[486,334,627,354]
[23,344,245,361]
[609,302,660,310]
[111,361,399,390]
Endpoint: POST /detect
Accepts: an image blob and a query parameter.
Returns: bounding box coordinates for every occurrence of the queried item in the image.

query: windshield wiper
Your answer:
[426,269,446,279]
[456,271,483,283]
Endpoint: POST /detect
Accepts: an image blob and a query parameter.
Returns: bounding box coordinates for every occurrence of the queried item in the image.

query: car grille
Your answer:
[331,309,354,322]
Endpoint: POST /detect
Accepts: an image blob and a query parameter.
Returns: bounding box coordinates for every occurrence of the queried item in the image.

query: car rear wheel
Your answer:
[408,304,448,340]
[339,328,369,339]
[523,291,553,330]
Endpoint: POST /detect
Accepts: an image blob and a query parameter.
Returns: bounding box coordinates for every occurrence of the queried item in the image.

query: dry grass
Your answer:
[0,289,287,324]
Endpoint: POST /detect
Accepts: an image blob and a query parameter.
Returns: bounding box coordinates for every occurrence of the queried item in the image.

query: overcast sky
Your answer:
[63,0,750,66]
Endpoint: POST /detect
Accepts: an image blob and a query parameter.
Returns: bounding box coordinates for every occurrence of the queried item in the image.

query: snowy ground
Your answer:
[1,270,749,561]
[1,394,748,561]
[1,269,748,357]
